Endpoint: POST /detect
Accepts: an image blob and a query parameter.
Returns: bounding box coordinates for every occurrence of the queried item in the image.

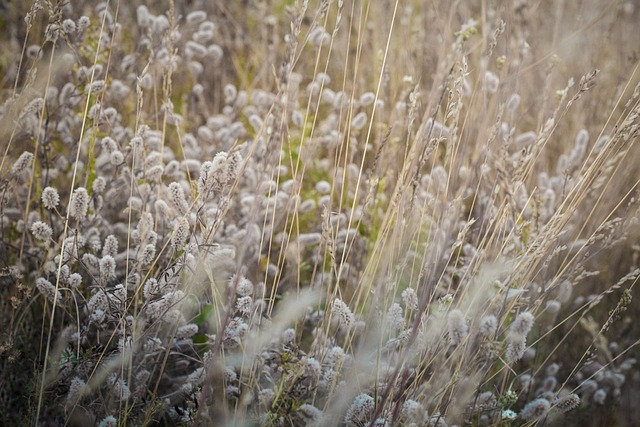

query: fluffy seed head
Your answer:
[70,187,90,221]
[31,221,52,241]
[447,309,468,345]
[332,298,355,329]
[520,398,550,420]
[12,151,33,175]
[42,187,60,209]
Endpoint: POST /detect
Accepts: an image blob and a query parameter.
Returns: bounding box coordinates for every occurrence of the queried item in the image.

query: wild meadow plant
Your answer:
[0,1,639,426]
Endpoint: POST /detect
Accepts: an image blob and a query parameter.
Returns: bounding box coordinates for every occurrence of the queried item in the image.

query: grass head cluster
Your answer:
[0,1,639,426]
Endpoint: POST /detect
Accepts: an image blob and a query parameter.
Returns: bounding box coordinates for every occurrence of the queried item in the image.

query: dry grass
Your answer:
[0,1,639,426]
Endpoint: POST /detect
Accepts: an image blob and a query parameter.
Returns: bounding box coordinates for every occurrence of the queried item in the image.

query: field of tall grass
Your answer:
[1,1,639,426]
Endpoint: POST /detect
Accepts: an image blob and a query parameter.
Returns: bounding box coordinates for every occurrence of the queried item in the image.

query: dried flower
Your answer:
[69,187,90,221]
[519,398,550,420]
[509,312,535,337]
[97,416,117,427]
[386,303,405,331]
[345,393,375,426]
[171,217,190,251]
[402,288,418,310]
[332,298,355,329]
[36,277,62,305]
[479,315,498,337]
[99,255,116,283]
[31,221,52,241]
[42,187,60,209]
[12,151,33,176]
[447,309,468,345]
[168,182,189,215]
[554,393,580,413]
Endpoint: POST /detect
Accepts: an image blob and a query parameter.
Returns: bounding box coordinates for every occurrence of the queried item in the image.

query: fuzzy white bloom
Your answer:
[12,151,33,175]
[298,403,323,425]
[70,187,90,220]
[66,376,88,406]
[401,288,418,310]
[351,111,367,130]
[31,221,52,241]
[236,296,253,316]
[235,277,254,296]
[501,409,517,420]
[168,182,189,215]
[401,399,424,423]
[554,393,580,413]
[42,187,60,209]
[478,315,498,337]
[447,309,468,345]
[68,273,82,289]
[171,217,190,251]
[332,298,355,329]
[509,312,535,337]
[345,393,375,426]
[386,303,405,331]
[36,277,62,305]
[99,255,116,283]
[505,334,527,364]
[176,324,199,339]
[107,374,131,401]
[186,10,207,25]
[97,416,117,427]
[519,398,550,420]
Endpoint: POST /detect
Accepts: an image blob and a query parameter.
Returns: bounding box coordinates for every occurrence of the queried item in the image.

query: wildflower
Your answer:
[299,403,323,423]
[345,393,375,426]
[143,278,161,300]
[110,150,124,165]
[593,389,606,404]
[186,10,207,25]
[171,217,190,251]
[107,374,130,401]
[66,377,88,406]
[505,334,527,363]
[236,296,253,316]
[511,312,535,336]
[69,187,90,221]
[554,393,580,413]
[518,399,550,422]
[41,187,60,210]
[97,416,117,427]
[102,235,118,258]
[359,92,376,106]
[62,19,76,35]
[479,315,498,337]
[235,276,254,296]
[140,244,156,265]
[99,255,116,283]
[447,309,468,345]
[281,328,296,344]
[401,399,424,423]
[36,278,62,305]
[386,303,405,331]
[501,409,517,420]
[11,151,33,176]
[326,346,346,368]
[176,324,199,339]
[351,111,367,130]
[31,221,52,241]
[484,71,499,93]
[332,298,355,329]
[68,273,82,289]
[402,288,418,310]
[168,182,189,215]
